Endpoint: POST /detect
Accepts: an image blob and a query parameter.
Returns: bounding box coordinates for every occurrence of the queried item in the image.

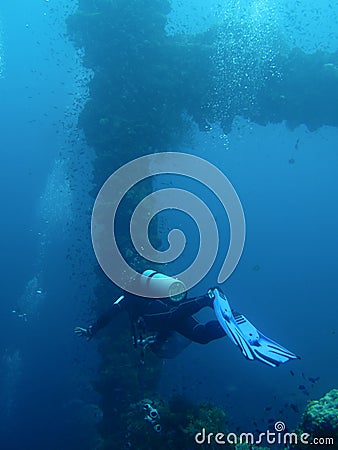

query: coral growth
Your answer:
[300,389,338,439]
[288,389,338,449]
[120,396,230,450]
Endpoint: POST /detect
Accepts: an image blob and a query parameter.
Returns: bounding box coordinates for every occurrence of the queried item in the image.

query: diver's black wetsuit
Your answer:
[91,293,225,345]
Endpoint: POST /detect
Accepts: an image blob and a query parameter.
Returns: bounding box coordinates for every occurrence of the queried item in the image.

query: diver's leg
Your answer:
[175,316,226,344]
[143,296,214,332]
[169,295,213,322]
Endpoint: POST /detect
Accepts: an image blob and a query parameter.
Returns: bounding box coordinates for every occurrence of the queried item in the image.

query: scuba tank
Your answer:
[140,269,186,301]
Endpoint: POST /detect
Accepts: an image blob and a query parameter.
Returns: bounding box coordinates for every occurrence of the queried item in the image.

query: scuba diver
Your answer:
[75,270,299,367]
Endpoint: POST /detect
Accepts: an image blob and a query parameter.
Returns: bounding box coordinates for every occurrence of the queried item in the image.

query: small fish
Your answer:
[290,370,295,376]
[265,407,272,411]
[288,158,295,164]
[308,377,320,383]
[298,385,306,390]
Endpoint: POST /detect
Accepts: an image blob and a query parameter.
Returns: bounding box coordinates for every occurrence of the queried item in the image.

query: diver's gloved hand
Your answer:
[74,326,93,340]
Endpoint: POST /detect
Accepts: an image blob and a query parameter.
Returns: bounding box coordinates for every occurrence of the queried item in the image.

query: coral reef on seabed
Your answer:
[287,389,338,449]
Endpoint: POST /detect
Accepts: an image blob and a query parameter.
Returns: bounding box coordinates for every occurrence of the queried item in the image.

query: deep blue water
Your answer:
[159,120,338,431]
[0,1,337,449]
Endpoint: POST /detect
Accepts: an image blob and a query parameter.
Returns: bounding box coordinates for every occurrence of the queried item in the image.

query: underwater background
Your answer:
[0,1,337,449]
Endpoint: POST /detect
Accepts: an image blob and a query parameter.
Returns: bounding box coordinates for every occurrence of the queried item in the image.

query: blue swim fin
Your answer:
[209,288,300,368]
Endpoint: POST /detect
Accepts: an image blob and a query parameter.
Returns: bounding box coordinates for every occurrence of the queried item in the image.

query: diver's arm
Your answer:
[74,295,125,339]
